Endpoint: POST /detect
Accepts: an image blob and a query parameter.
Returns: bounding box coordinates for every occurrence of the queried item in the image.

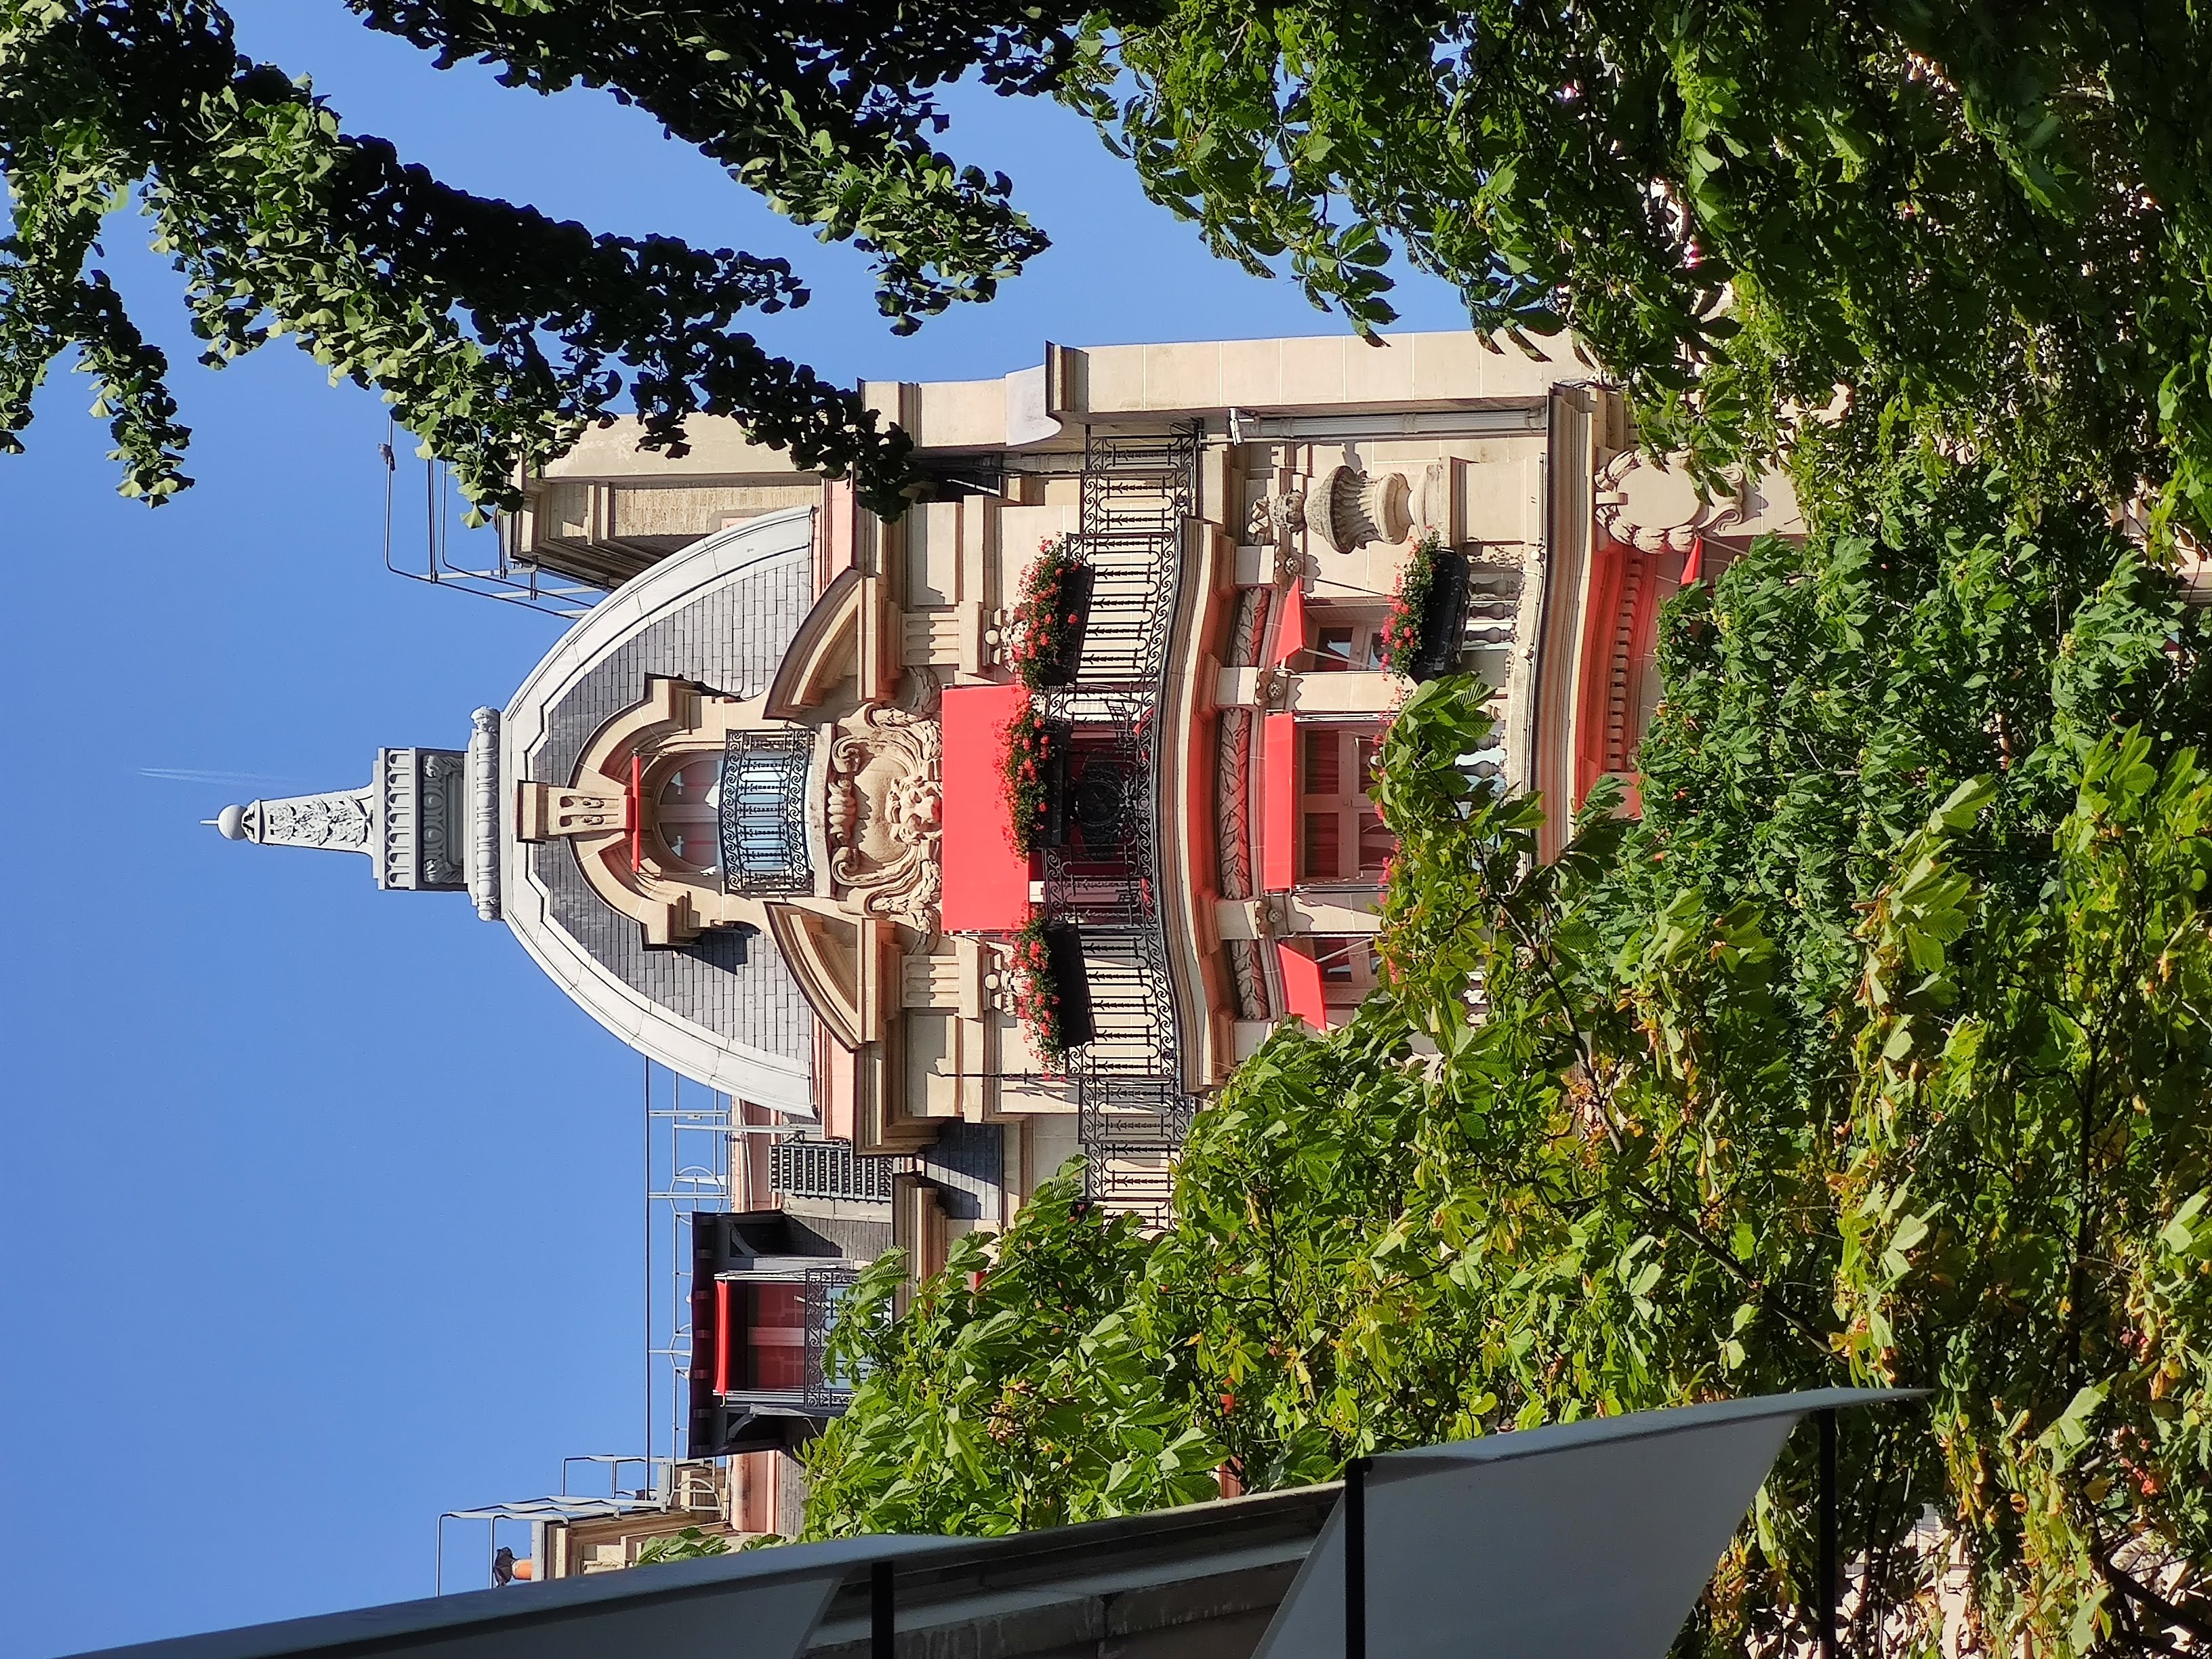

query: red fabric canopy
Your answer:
[941,683,1036,933]
[1262,711,1298,893]
[1274,941,1330,1028]
[1269,582,1309,666]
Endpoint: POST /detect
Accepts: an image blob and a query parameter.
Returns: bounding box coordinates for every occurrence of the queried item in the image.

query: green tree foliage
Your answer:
[804,1173,1221,1536]
[630,1527,732,1565]
[20,1,2212,539]
[1623,436,2212,1087]
[1065,1,2212,524]
[804,455,2212,1652]
[0,0,1099,514]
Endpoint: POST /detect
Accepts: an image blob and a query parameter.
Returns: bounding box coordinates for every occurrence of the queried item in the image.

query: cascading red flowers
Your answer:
[998,693,1057,853]
[1004,916,1070,1065]
[1005,535,1085,691]
[1378,531,1445,678]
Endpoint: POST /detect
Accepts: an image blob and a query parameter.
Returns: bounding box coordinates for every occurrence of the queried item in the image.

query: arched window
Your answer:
[651,754,722,874]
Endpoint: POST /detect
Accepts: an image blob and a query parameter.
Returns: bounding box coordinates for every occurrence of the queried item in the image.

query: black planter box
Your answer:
[1409,549,1473,682]
[1031,565,1095,689]
[1040,920,1097,1049]
[1031,733,1074,849]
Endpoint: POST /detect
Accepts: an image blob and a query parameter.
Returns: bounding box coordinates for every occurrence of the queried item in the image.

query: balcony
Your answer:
[685,1211,862,1457]
[1029,426,1209,1211]
[708,1265,859,1416]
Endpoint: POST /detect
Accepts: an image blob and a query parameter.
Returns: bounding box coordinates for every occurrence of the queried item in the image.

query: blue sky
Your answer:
[0,8,1468,1654]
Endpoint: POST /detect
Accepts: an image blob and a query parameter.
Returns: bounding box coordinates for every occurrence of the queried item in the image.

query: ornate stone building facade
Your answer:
[217,329,1801,1454]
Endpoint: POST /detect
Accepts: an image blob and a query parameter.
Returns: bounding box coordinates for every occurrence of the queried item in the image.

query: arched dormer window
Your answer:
[649,752,722,875]
[518,678,819,947]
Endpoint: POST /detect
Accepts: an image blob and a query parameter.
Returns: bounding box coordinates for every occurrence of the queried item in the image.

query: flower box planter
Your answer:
[1380,535,1474,682]
[1406,547,1473,682]
[1033,737,1073,849]
[1000,697,1070,853]
[1007,916,1094,1062]
[1010,538,1094,691]
[1027,565,1094,689]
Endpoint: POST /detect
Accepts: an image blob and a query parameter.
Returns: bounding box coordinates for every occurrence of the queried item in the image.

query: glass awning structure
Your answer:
[64,1389,1917,1659]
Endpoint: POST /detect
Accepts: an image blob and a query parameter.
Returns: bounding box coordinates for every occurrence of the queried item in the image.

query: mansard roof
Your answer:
[499,508,823,1113]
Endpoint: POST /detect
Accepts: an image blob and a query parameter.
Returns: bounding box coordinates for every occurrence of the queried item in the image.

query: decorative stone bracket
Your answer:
[518,781,628,840]
[1593,451,1805,556]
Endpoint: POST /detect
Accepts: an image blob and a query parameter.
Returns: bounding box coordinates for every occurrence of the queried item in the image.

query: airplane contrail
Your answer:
[138,767,307,788]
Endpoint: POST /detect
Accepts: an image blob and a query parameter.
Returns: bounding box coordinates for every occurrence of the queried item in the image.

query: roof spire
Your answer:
[210,786,376,855]
[207,720,501,916]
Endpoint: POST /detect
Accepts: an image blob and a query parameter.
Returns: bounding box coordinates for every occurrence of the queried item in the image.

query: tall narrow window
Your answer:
[1298,723,1398,884]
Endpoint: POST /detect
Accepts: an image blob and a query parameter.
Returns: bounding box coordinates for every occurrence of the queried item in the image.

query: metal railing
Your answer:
[1031,424,1205,1214]
[644,1065,736,1471]
[433,1456,722,1594]
[382,426,605,620]
[1054,425,1198,697]
[720,730,815,895]
[802,1266,860,1413]
[771,1139,895,1204]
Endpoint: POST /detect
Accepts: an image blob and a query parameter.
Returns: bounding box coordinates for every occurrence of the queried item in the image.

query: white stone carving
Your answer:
[467,707,501,921]
[253,788,374,853]
[825,702,943,935]
[1305,465,1412,554]
[214,741,472,895]
[1594,451,1745,556]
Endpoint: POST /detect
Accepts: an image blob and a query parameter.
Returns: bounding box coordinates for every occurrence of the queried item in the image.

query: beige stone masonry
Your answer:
[1288,672,1401,716]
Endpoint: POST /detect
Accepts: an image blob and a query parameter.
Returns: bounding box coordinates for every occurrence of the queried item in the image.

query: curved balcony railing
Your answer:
[1031,425,1203,1206]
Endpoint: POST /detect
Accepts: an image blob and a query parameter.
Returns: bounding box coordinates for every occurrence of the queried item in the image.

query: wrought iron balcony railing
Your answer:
[771,1138,896,1204]
[1029,425,1204,1210]
[800,1265,859,1414]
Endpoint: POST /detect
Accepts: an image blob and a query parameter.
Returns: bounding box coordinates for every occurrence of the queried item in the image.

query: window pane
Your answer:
[1303,812,1342,879]
[1310,626,1355,672]
[1313,937,1357,982]
[1357,735,1382,794]
[1358,811,1396,874]
[1302,729,1341,794]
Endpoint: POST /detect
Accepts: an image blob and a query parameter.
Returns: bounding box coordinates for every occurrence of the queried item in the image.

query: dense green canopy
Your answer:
[0,0,1099,514]
[805,437,2212,1655]
[1070,0,2212,529]
[12,2,2212,535]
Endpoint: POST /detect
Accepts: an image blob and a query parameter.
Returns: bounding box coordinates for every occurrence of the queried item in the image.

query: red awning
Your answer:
[713,1279,732,1395]
[1262,710,1297,893]
[1274,941,1330,1028]
[941,683,1036,933]
[1269,583,1309,666]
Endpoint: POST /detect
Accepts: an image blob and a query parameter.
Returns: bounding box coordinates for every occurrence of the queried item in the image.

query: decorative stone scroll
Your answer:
[1592,451,1804,556]
[825,701,943,935]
